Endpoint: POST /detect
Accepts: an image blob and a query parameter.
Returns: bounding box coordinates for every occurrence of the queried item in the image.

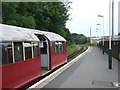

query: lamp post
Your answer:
[96,28,100,47]
[98,15,104,54]
[90,27,92,43]
[96,28,99,38]
[108,0,112,69]
[112,0,114,40]
[96,24,102,50]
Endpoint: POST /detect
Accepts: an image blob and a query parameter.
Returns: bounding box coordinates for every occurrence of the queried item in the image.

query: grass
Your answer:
[67,44,84,55]
[67,43,97,55]
[67,44,79,55]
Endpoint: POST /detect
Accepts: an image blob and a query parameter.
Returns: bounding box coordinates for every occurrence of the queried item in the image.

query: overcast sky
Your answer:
[66,0,120,37]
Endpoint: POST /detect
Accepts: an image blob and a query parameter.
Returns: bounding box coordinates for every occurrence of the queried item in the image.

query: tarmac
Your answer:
[29,47,119,89]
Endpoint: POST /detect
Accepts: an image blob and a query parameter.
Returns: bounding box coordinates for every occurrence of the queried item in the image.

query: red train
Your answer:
[0,24,67,88]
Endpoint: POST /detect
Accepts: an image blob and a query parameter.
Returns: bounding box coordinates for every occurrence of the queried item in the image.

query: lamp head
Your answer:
[98,15,104,17]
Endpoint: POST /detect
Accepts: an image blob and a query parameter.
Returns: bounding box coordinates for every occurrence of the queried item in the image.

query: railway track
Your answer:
[22,46,88,89]
[67,47,88,61]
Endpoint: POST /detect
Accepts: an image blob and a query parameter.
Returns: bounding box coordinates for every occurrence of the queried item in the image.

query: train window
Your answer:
[52,41,64,53]
[59,42,63,52]
[114,42,116,45]
[0,42,13,66]
[62,42,65,51]
[52,42,55,53]
[117,42,119,45]
[14,42,23,62]
[55,42,59,53]
[32,41,39,57]
[59,42,64,52]
[23,42,32,60]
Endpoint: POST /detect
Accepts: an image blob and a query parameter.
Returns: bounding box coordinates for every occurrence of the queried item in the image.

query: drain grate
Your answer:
[112,82,120,87]
[92,81,114,87]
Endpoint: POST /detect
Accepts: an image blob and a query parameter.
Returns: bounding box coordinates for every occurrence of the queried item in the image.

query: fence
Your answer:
[99,40,120,61]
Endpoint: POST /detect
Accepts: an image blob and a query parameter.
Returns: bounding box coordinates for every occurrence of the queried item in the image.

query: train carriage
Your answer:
[0,24,67,88]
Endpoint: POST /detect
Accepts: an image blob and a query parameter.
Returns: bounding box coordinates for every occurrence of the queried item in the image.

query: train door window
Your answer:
[32,41,39,57]
[40,41,47,54]
[23,42,32,60]
[14,42,23,62]
[7,42,13,64]
[1,43,7,65]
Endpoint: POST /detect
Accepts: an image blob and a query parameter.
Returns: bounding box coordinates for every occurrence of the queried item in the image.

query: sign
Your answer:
[39,41,43,48]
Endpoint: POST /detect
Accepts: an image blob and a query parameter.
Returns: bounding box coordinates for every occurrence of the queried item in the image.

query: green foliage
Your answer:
[2,2,36,28]
[64,28,74,46]
[2,2,70,36]
[67,44,78,55]
[2,2,74,46]
[71,33,89,44]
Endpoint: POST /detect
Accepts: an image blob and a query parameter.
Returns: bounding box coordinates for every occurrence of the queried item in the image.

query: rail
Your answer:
[67,47,88,61]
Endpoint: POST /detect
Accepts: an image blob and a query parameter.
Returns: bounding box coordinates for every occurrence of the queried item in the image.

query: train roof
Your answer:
[0,24,66,42]
[32,30,66,41]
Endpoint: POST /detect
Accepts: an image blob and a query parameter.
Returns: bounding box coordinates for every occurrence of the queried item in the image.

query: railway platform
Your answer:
[29,46,119,89]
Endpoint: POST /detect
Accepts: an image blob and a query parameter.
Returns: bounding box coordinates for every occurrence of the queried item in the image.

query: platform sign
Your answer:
[39,41,43,48]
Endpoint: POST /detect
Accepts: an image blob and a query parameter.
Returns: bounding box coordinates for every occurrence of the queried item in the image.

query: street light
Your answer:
[90,27,92,43]
[108,0,112,69]
[112,0,114,40]
[96,23,102,50]
[98,15,104,54]
[96,24,101,38]
[96,28,99,38]
[96,28,100,47]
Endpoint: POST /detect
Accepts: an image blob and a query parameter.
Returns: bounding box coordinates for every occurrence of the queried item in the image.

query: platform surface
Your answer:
[42,47,119,88]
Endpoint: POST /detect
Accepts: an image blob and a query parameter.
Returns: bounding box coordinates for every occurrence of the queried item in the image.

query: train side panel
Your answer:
[50,42,67,70]
[2,57,41,88]
[0,67,2,90]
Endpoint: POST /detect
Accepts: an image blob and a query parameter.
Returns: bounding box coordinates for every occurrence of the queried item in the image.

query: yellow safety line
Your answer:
[41,70,52,76]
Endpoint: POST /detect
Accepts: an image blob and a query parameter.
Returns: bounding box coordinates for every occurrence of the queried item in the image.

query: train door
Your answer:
[35,34,50,70]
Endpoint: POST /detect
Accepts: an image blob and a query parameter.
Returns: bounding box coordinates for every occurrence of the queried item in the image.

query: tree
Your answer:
[71,33,88,44]
[2,2,79,46]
